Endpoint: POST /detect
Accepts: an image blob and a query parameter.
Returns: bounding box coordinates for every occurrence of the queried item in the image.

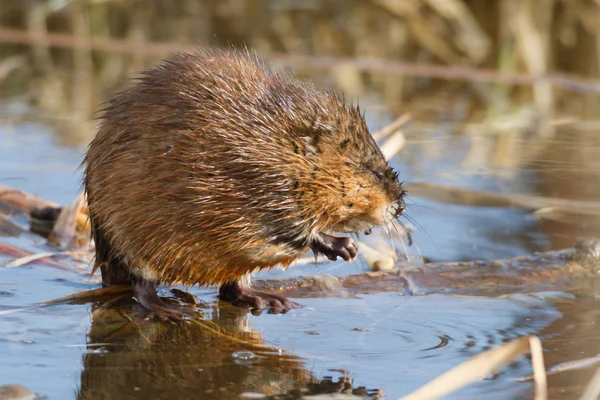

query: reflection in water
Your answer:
[224,293,562,399]
[0,229,583,400]
[72,291,561,399]
[77,299,380,399]
[528,130,600,250]
[534,282,600,399]
[400,124,600,261]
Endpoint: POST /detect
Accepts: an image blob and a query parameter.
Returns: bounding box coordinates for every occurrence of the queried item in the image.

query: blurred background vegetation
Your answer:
[1,0,600,145]
[2,4,600,398]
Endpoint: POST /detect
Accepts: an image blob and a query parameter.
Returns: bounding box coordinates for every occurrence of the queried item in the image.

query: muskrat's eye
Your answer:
[371,170,384,180]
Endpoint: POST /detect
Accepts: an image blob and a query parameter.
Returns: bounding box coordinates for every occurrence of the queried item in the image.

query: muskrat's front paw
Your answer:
[311,233,358,262]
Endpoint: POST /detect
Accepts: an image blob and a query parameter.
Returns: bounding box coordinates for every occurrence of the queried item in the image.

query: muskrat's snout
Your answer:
[332,167,406,235]
[391,195,406,220]
[384,172,406,221]
[397,202,406,219]
[383,188,406,226]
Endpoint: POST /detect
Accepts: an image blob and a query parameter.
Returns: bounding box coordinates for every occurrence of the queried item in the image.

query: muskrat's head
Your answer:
[291,97,406,236]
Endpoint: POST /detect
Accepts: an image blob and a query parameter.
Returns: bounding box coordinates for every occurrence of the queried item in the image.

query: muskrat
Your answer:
[84,48,406,318]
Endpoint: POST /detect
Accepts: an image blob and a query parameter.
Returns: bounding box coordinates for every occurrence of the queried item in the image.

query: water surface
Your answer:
[2,108,600,399]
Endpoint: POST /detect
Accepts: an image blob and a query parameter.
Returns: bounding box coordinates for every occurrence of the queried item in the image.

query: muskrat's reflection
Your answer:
[77,298,381,400]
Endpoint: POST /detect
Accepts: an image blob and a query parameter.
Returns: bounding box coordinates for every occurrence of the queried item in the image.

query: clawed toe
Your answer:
[253,296,299,314]
[311,232,358,262]
[232,292,301,314]
[219,281,301,314]
[132,278,196,321]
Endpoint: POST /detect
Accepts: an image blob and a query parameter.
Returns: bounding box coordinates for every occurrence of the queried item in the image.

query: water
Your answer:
[2,107,600,399]
[0,260,562,399]
[2,121,83,206]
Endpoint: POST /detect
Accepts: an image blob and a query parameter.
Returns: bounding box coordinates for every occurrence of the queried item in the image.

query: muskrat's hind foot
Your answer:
[311,233,358,262]
[132,278,195,321]
[219,281,301,313]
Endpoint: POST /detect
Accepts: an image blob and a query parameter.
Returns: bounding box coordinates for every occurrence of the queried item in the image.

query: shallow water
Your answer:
[0,254,562,400]
[2,108,600,399]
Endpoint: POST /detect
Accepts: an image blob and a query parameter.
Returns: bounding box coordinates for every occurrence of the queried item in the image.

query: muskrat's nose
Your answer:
[394,202,405,219]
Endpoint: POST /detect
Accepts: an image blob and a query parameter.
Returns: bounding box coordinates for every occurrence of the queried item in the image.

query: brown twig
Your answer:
[371,113,410,141]
[406,182,600,212]
[0,184,59,213]
[48,192,89,248]
[0,242,67,268]
[40,285,131,306]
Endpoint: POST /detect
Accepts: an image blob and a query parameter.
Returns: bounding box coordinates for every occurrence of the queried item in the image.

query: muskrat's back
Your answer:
[84,48,405,314]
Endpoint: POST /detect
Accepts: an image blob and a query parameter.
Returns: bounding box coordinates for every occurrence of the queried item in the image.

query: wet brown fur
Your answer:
[84,48,405,288]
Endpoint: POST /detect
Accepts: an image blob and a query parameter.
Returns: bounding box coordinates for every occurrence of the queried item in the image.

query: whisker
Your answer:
[413,241,425,267]
[395,220,425,266]
[395,219,413,246]
[390,219,420,295]
[389,219,409,262]
[383,220,397,262]
[398,228,410,263]
[403,200,437,214]
[402,213,433,244]
[390,216,406,239]
[390,212,413,244]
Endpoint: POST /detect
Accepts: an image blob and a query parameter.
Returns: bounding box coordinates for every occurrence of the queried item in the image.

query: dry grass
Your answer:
[401,336,538,400]
[1,0,599,144]
[400,334,600,400]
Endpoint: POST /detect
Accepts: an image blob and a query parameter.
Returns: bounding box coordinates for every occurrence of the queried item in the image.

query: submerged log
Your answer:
[14,240,597,309]
[253,238,600,298]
